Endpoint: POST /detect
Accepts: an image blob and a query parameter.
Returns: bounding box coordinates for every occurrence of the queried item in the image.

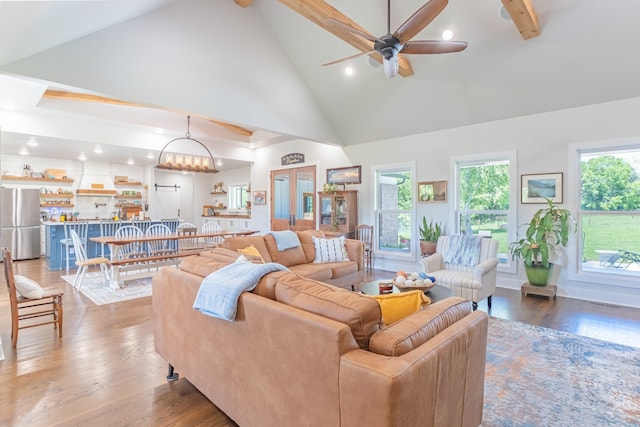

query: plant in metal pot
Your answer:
[419,217,443,256]
[508,198,576,286]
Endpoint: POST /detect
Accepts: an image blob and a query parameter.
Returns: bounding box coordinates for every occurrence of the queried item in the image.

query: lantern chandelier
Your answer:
[156,115,219,173]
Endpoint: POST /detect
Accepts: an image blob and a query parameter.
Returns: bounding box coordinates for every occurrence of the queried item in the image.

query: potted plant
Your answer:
[419,217,443,256]
[508,198,576,286]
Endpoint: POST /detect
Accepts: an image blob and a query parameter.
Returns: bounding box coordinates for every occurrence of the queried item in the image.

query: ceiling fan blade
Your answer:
[401,40,467,55]
[322,50,375,67]
[326,17,378,43]
[393,0,448,44]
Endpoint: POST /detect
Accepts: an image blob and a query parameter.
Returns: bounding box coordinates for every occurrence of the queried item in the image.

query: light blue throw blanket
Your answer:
[268,230,301,251]
[443,235,484,266]
[193,257,288,321]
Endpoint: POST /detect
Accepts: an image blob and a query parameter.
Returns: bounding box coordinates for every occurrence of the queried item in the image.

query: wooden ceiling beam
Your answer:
[501,0,540,40]
[42,89,254,137]
[234,0,254,7]
[278,0,413,77]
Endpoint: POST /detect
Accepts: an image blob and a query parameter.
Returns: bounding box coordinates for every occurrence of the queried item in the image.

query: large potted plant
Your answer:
[508,198,576,286]
[419,217,443,256]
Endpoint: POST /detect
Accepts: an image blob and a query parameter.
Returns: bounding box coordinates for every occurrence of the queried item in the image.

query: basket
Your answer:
[393,278,437,292]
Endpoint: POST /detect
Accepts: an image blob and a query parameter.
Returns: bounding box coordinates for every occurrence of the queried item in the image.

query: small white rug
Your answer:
[61,272,153,305]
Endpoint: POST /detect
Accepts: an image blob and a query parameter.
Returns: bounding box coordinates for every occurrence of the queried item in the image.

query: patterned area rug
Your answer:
[61,272,153,305]
[484,317,640,426]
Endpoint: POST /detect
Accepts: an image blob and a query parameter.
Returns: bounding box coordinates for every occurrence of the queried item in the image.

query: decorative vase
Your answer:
[525,263,554,286]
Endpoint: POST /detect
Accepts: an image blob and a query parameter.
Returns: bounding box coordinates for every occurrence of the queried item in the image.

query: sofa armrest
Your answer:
[339,310,488,427]
[422,252,443,273]
[345,239,364,271]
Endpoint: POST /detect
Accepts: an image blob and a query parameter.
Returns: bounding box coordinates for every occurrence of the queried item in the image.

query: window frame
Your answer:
[228,183,249,210]
[568,137,640,288]
[450,151,517,274]
[372,161,417,262]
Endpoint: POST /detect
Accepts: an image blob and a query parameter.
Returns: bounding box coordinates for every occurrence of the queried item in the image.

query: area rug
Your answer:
[483,317,640,426]
[61,272,152,306]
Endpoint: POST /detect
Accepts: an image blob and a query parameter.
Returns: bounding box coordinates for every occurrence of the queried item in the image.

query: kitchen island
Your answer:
[43,219,175,271]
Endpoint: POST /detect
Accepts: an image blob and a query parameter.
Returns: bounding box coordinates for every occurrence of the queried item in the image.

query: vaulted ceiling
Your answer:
[1,0,640,168]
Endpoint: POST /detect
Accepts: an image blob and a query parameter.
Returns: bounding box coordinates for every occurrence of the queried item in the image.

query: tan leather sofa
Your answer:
[220,230,365,290]
[153,250,489,427]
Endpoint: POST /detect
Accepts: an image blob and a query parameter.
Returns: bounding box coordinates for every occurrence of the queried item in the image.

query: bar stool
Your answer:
[60,221,89,274]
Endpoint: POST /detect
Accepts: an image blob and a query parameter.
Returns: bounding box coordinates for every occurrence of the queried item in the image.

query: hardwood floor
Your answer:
[1,260,639,426]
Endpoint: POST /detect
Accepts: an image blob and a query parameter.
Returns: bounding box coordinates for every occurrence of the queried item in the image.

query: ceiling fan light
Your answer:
[383,57,399,79]
[441,29,454,41]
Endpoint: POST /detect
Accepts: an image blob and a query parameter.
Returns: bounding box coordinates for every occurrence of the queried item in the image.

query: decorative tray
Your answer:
[393,278,437,292]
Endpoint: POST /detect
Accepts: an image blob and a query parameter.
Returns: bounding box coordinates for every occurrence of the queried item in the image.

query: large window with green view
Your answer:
[374,164,415,260]
[579,147,640,279]
[453,152,516,273]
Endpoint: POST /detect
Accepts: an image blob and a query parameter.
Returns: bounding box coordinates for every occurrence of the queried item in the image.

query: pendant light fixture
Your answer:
[156,115,218,173]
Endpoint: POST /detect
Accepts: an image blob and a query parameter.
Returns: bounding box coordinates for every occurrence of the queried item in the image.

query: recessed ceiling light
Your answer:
[94,146,103,154]
[441,29,454,41]
[147,152,155,159]
[216,160,223,166]
[248,143,256,149]
[19,148,29,156]
[127,159,134,165]
[79,153,87,161]
[27,139,38,147]
[344,66,355,77]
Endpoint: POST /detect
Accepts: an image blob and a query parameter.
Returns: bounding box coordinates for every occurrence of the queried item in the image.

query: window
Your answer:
[577,146,640,281]
[229,184,249,210]
[452,152,516,273]
[374,163,415,260]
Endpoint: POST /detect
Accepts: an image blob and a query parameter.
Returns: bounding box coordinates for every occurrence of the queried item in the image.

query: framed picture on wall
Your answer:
[326,165,362,185]
[253,190,267,205]
[521,173,563,204]
[418,181,447,203]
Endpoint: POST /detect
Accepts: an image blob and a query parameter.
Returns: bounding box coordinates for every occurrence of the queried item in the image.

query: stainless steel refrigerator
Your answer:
[1,188,41,260]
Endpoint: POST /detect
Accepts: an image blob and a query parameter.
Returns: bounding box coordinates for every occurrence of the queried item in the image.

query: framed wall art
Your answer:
[521,172,563,204]
[418,180,447,203]
[252,190,267,205]
[326,165,362,185]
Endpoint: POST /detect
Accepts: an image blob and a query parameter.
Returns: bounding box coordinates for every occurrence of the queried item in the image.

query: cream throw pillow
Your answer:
[312,236,349,263]
[14,275,44,299]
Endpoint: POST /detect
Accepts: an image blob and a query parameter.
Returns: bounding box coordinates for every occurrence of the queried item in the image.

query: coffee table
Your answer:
[360,279,454,303]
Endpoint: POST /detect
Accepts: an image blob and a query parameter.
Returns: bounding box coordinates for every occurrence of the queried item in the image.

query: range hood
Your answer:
[77,161,117,194]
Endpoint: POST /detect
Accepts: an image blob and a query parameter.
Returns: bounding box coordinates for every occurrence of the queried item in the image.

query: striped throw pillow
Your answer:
[312,236,349,263]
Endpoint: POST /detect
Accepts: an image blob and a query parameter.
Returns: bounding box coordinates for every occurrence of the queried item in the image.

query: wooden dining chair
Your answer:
[2,247,64,348]
[355,224,374,271]
[145,224,175,256]
[98,219,121,258]
[60,221,89,274]
[70,230,111,291]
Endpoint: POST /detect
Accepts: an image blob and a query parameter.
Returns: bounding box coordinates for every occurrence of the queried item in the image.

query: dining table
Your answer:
[90,229,258,289]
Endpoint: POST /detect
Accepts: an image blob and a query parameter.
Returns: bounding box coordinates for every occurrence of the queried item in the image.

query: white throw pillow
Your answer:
[14,275,44,299]
[312,236,349,263]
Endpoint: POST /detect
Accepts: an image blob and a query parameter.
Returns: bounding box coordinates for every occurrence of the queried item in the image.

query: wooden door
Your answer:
[270,165,316,231]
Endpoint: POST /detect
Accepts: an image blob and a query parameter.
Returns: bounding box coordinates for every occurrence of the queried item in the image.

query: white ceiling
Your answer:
[1,0,640,168]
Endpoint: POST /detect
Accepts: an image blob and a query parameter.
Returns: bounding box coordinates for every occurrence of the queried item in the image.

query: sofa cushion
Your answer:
[330,261,358,278]
[180,254,234,278]
[14,275,43,299]
[312,236,349,263]
[369,297,471,356]
[288,264,333,282]
[275,273,383,349]
[221,236,273,263]
[297,230,325,263]
[370,290,431,326]
[252,270,290,301]
[263,234,307,267]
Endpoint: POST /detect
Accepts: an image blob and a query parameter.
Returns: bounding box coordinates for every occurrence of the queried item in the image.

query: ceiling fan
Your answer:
[323,0,467,78]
